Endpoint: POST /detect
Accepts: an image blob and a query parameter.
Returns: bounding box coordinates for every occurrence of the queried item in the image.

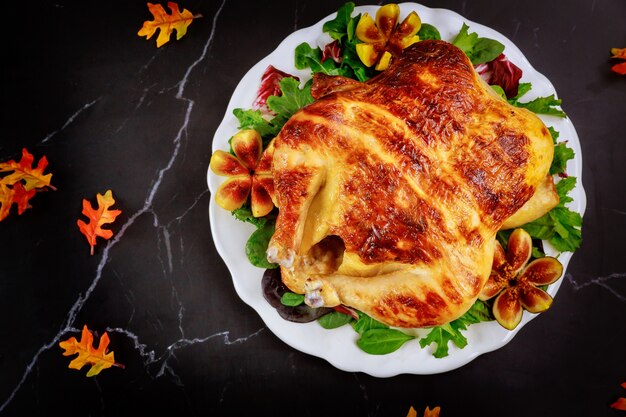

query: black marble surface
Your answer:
[1,0,625,416]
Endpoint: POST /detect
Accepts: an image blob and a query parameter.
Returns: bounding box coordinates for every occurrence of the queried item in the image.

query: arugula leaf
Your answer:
[294,42,345,76]
[419,300,492,358]
[523,177,583,253]
[452,23,505,65]
[513,82,533,100]
[322,1,356,41]
[232,108,281,140]
[513,94,567,117]
[548,127,575,176]
[503,82,568,118]
[419,322,467,358]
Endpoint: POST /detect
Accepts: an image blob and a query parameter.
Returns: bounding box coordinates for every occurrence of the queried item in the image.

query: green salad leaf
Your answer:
[351,312,415,355]
[233,77,314,145]
[281,292,305,306]
[245,223,278,269]
[452,23,505,65]
[318,310,354,329]
[294,2,374,82]
[548,127,575,175]
[419,300,492,358]
[523,177,583,253]
[417,23,441,40]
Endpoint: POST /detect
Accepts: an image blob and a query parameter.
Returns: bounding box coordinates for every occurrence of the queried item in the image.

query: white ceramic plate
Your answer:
[207,2,586,377]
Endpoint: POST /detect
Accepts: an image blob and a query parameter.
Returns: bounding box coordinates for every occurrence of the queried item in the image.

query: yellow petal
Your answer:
[375,51,392,71]
[356,43,380,67]
[210,150,248,177]
[214,176,252,211]
[375,3,400,38]
[355,13,384,43]
[231,129,262,170]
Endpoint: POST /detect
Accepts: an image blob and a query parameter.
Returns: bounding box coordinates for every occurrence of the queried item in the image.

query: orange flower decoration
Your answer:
[355,3,422,71]
[480,228,564,330]
[210,130,275,217]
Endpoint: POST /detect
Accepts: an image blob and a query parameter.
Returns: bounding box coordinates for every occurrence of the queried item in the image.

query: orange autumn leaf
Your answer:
[0,148,55,191]
[610,47,626,75]
[77,190,122,255]
[59,325,124,377]
[137,2,202,48]
[406,406,441,417]
[0,148,55,222]
[611,382,626,411]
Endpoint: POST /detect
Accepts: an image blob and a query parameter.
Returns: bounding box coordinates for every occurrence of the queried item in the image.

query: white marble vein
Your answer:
[566,272,626,301]
[0,0,241,411]
[41,98,101,144]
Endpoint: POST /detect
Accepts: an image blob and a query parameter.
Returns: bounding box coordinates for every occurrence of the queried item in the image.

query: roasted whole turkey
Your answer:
[266,40,558,328]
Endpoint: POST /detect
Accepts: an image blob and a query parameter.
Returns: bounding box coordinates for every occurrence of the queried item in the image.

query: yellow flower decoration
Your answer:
[479,228,564,330]
[209,130,275,217]
[355,4,422,71]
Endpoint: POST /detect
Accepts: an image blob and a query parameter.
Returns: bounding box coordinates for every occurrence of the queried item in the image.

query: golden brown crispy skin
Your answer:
[267,40,554,328]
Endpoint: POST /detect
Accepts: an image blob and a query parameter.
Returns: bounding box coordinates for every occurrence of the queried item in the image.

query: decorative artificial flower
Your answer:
[355,3,422,71]
[480,228,564,330]
[210,129,275,217]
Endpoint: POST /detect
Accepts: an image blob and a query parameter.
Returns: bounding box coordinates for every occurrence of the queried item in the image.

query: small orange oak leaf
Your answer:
[406,406,441,417]
[59,325,124,377]
[137,2,202,48]
[0,148,56,191]
[611,382,626,411]
[77,190,122,255]
[0,148,55,222]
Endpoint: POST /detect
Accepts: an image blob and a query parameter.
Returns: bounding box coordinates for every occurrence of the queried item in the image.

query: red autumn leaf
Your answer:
[77,190,122,255]
[59,325,124,377]
[137,2,202,48]
[611,382,626,411]
[0,148,56,222]
[610,47,626,75]
[10,183,37,215]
